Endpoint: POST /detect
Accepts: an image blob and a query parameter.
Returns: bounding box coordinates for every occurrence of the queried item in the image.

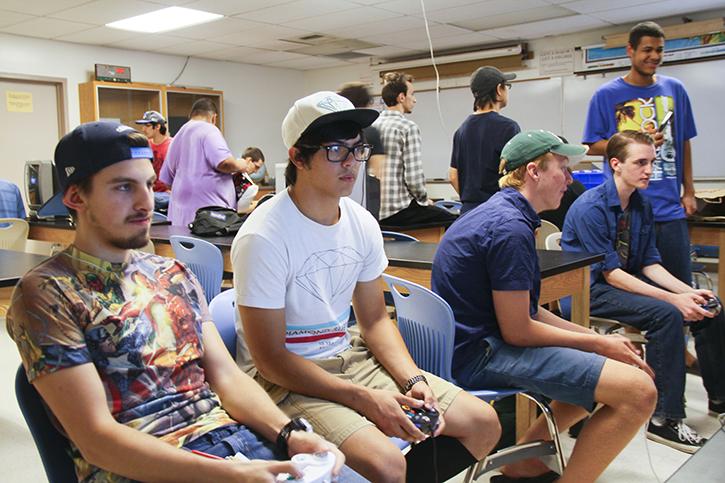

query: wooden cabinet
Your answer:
[165,86,223,136]
[78,81,224,134]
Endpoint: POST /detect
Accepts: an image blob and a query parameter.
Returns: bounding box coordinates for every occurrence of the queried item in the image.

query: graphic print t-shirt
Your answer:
[232,190,388,360]
[7,247,235,482]
[583,75,697,222]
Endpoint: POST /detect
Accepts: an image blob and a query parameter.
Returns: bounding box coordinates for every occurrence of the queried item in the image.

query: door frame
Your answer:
[0,72,68,138]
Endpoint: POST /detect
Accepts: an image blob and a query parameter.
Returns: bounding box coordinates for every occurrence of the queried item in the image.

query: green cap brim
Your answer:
[551,143,587,158]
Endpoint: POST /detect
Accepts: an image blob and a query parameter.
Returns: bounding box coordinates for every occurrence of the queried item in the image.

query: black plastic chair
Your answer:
[15,365,76,483]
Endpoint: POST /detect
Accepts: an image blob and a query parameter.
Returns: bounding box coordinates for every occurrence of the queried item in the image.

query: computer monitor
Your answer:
[25,160,58,211]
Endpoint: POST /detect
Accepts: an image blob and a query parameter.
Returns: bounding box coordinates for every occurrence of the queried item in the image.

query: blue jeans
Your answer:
[655,219,692,285]
[456,336,605,412]
[183,424,367,482]
[655,219,725,402]
[591,280,686,419]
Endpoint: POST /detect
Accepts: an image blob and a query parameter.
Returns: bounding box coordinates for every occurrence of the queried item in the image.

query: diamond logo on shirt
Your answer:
[296,247,363,303]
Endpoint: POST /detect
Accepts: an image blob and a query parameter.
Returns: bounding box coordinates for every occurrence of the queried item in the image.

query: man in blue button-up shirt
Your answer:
[563,131,725,454]
[434,130,657,482]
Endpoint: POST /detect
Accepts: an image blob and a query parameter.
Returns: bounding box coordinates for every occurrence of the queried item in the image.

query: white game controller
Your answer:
[276,451,335,483]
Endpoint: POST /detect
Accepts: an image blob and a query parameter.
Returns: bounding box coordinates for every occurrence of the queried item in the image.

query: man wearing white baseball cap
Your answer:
[232,92,500,482]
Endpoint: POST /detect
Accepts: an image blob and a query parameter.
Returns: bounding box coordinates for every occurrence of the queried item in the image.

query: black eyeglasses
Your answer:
[503,82,512,90]
[299,143,373,162]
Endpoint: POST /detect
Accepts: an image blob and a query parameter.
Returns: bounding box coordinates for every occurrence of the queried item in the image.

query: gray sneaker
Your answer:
[646,419,706,454]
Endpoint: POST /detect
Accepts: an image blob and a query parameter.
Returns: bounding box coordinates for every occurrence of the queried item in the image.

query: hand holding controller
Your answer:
[401,404,440,435]
[700,297,722,316]
[276,451,335,483]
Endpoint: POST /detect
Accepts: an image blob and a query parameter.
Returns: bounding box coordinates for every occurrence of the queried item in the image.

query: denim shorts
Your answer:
[183,423,283,460]
[457,337,606,412]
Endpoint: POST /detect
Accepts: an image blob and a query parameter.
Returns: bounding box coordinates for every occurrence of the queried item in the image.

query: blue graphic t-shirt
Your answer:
[583,75,697,222]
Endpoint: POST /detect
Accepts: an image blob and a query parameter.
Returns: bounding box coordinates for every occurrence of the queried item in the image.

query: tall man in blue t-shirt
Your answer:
[583,21,697,290]
[433,130,656,483]
[449,66,520,215]
[563,131,725,453]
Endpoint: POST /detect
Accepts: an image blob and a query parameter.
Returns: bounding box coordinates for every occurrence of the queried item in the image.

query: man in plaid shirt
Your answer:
[373,72,456,226]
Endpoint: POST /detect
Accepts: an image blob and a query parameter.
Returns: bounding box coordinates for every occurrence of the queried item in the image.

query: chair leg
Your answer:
[520,393,566,475]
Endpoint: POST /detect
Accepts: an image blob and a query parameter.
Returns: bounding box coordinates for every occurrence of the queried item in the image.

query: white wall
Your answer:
[0,33,307,182]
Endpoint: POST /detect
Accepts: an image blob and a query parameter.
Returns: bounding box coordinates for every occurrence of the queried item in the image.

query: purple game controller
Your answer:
[401,404,440,435]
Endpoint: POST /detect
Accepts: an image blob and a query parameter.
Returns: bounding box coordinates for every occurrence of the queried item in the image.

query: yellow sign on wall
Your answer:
[6,91,33,112]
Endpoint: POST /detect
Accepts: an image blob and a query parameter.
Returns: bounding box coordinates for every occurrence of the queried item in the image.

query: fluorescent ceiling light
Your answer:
[106,7,222,33]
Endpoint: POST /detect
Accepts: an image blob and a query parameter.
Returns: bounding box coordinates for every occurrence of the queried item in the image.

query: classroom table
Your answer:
[0,249,49,288]
[688,219,725,300]
[379,221,454,243]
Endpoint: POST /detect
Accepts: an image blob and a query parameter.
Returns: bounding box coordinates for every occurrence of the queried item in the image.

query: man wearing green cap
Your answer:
[432,130,657,482]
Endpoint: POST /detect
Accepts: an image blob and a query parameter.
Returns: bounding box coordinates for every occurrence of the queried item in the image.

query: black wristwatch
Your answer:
[276,417,313,455]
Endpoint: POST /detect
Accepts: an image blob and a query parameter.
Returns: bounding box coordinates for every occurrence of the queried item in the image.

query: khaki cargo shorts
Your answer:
[257,334,462,447]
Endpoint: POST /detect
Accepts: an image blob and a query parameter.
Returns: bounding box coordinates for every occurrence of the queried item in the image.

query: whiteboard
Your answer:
[408,58,725,180]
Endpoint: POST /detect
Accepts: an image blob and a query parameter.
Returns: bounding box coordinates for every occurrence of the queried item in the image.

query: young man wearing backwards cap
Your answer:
[7,121,346,482]
[432,130,657,483]
[135,110,172,209]
[232,92,500,482]
[449,66,520,215]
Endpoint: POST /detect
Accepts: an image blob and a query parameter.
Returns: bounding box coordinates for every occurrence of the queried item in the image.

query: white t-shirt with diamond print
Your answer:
[231,189,388,360]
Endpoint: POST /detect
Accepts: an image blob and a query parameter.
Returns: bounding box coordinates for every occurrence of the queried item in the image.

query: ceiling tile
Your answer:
[323,15,425,38]
[237,49,310,64]
[210,24,312,47]
[265,55,351,69]
[153,39,237,56]
[481,14,608,40]
[168,17,259,40]
[589,0,725,24]
[348,0,389,5]
[0,9,33,27]
[361,23,473,46]
[425,0,549,23]
[183,0,294,16]
[562,0,652,14]
[0,0,90,16]
[55,26,137,45]
[282,6,401,31]
[376,0,488,15]
[233,0,359,24]
[49,0,168,25]
[452,5,576,31]
[0,17,94,38]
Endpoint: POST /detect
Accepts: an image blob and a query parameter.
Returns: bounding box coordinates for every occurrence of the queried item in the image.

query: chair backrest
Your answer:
[15,365,77,483]
[434,200,462,215]
[208,288,237,359]
[545,232,562,251]
[535,219,559,249]
[382,274,455,382]
[0,218,30,251]
[381,231,419,242]
[169,235,224,303]
[152,211,168,222]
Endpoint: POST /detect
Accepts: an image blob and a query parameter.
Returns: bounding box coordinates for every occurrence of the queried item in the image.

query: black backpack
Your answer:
[189,206,246,237]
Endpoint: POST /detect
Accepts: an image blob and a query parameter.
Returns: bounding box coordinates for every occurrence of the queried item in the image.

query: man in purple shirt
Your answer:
[160,98,251,226]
